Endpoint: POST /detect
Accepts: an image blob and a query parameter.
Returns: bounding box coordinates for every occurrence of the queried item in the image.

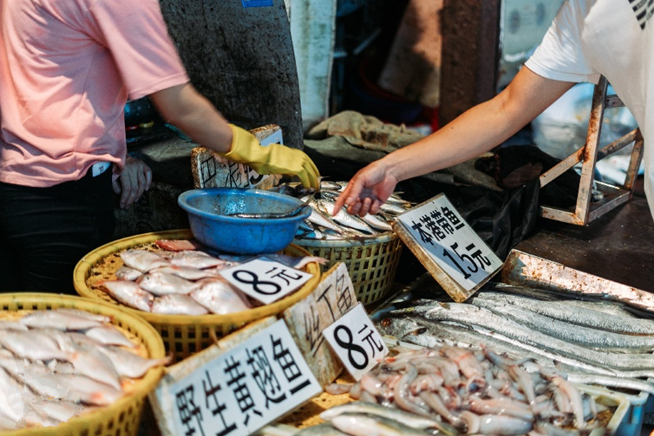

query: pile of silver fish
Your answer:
[100,239,326,315]
[0,308,168,430]
[313,345,604,436]
[271,181,413,240]
[376,283,654,396]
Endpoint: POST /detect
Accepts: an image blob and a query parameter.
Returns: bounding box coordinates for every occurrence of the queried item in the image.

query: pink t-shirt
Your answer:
[0,0,189,186]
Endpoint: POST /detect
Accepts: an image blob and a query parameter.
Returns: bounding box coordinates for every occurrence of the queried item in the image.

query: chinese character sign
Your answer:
[282,262,357,386]
[220,258,314,305]
[396,194,502,292]
[171,320,322,436]
[323,303,388,381]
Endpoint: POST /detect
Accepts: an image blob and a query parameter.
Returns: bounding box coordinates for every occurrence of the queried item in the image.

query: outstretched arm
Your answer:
[334,67,575,216]
[149,83,233,153]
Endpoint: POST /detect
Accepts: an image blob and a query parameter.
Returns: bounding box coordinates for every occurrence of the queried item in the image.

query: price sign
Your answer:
[283,262,358,386]
[322,303,388,381]
[394,193,502,301]
[170,319,322,436]
[220,257,313,304]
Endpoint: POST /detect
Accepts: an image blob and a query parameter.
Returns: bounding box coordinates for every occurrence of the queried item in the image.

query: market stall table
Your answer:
[516,194,654,293]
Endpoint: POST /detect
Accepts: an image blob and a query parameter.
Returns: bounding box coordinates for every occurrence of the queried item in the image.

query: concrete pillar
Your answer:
[439,0,501,127]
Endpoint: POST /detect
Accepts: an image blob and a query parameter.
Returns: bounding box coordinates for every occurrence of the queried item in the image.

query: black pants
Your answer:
[0,170,115,294]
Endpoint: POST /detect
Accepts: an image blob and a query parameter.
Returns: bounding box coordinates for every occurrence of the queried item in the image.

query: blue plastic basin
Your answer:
[178,188,311,255]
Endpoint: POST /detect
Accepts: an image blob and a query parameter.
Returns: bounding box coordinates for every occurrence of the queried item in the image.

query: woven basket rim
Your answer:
[293,231,398,248]
[74,229,321,325]
[0,292,164,436]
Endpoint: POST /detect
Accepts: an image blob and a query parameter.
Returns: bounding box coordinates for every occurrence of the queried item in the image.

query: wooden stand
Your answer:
[539,76,644,225]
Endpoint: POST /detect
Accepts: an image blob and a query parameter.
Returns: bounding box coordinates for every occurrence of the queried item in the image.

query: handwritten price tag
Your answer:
[220,257,313,304]
[395,193,502,295]
[322,303,388,381]
[170,319,322,436]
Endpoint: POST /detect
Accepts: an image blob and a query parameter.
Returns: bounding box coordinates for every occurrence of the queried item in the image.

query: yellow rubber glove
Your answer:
[223,124,320,189]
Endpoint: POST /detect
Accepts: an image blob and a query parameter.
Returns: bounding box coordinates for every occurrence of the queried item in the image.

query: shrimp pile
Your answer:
[325,345,606,435]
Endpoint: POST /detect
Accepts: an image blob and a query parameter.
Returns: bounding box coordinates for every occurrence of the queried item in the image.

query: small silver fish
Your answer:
[151,264,218,281]
[97,346,170,379]
[138,271,199,296]
[0,321,28,331]
[317,199,375,234]
[24,396,84,426]
[380,202,409,215]
[362,213,393,232]
[294,423,350,436]
[306,201,348,235]
[151,294,209,315]
[190,279,252,315]
[320,402,448,431]
[0,330,70,361]
[0,367,24,428]
[19,310,103,331]
[115,265,143,281]
[55,308,111,324]
[84,324,137,348]
[120,249,170,273]
[101,280,154,312]
[65,342,123,391]
[21,365,123,406]
[320,181,344,191]
[168,250,227,269]
[155,239,205,252]
[330,414,441,436]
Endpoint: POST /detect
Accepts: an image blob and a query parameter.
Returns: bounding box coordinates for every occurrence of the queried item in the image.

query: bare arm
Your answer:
[149,82,320,188]
[335,67,576,216]
[149,83,233,153]
[112,83,230,208]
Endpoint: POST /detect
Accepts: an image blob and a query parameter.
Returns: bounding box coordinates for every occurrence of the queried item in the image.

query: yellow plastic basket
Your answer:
[293,233,403,305]
[74,229,321,363]
[0,293,165,436]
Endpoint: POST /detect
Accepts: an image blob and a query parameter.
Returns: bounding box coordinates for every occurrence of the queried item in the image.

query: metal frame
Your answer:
[539,76,644,225]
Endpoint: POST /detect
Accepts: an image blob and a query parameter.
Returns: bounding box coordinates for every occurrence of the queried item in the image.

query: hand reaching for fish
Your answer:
[333,160,400,217]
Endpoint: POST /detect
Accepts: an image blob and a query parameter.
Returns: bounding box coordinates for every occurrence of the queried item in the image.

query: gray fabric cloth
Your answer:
[305,111,501,191]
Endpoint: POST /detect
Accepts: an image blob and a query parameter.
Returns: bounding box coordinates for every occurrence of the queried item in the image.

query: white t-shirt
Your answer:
[525,0,654,222]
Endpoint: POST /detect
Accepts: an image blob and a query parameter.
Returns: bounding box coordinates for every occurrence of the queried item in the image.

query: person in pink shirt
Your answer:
[0,0,319,293]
